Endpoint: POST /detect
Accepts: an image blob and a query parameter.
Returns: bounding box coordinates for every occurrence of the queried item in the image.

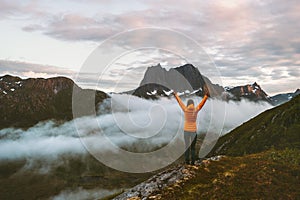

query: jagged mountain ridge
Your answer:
[133,63,273,103]
[140,63,206,91]
[223,82,272,103]
[0,75,108,129]
[133,63,224,99]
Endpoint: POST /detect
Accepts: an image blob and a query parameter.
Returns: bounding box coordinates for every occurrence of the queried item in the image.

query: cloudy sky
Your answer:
[0,0,299,95]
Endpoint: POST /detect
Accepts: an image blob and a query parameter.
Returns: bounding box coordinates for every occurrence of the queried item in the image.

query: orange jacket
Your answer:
[174,93,208,132]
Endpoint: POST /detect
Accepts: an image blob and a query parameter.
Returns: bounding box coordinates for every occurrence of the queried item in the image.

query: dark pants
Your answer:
[184,131,197,164]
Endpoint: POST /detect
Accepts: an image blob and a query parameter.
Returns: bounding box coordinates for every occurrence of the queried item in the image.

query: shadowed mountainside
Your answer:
[132,64,275,104]
[209,94,300,157]
[0,75,108,129]
[133,63,224,99]
[270,88,300,105]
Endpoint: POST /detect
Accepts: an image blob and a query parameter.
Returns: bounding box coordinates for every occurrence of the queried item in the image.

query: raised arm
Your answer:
[196,85,210,111]
[174,92,186,111]
[196,95,208,111]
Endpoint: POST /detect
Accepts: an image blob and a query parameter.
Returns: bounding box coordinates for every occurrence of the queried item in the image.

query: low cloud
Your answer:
[51,187,121,200]
[0,94,272,171]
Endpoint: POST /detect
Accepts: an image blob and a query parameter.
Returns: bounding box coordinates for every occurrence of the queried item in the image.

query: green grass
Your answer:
[158,95,300,199]
[158,149,300,199]
[209,95,300,157]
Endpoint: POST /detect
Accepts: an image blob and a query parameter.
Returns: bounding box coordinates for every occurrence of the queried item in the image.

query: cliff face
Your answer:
[140,63,206,91]
[0,75,108,129]
[134,63,224,98]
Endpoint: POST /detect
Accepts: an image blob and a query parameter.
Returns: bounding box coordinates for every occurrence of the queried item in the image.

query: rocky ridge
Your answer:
[132,64,275,104]
[133,63,224,99]
[0,75,108,128]
[113,156,223,200]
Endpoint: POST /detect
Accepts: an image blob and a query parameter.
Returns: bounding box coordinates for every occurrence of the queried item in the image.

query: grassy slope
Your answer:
[209,94,300,157]
[158,96,300,199]
[159,149,300,199]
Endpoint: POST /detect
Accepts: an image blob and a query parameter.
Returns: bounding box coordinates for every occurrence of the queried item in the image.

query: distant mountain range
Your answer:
[0,64,298,128]
[0,68,299,199]
[0,75,108,129]
[270,89,300,105]
[131,63,299,105]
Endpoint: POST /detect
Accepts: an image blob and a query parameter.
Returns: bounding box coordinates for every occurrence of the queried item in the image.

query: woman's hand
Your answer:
[203,85,210,97]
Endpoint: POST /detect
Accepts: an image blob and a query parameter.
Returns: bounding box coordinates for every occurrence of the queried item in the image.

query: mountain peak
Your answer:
[151,63,162,68]
[0,74,22,82]
[140,63,205,89]
[136,63,224,98]
[174,63,197,70]
[224,82,271,103]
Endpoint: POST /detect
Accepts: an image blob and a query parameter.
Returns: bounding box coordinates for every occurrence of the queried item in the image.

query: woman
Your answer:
[173,86,209,165]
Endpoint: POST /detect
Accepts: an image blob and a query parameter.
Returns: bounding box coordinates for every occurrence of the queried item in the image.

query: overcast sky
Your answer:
[0,0,299,95]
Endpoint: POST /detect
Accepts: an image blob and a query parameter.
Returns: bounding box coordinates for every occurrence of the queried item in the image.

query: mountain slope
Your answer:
[0,75,108,129]
[132,63,277,104]
[133,63,224,99]
[224,82,272,103]
[156,149,300,200]
[209,93,300,157]
[112,94,300,200]
[270,89,300,105]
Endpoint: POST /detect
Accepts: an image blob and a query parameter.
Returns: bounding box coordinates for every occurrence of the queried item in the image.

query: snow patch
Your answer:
[191,89,201,95]
[225,86,234,91]
[151,90,157,95]
[163,90,173,96]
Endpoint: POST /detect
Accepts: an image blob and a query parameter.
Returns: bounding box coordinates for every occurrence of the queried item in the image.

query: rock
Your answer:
[112,156,225,200]
[225,82,272,103]
[133,63,224,99]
